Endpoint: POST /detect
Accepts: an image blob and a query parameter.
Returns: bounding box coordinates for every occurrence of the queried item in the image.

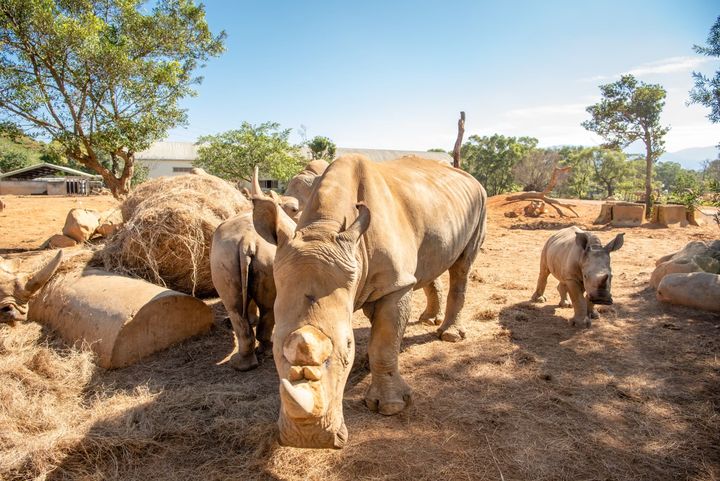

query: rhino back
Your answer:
[543,226,584,282]
[298,155,485,291]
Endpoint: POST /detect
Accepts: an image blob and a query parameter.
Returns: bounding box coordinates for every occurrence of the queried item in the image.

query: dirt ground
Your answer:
[0,194,718,481]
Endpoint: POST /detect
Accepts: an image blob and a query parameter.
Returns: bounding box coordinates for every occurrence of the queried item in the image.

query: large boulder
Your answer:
[46,234,78,249]
[657,272,720,312]
[62,209,101,243]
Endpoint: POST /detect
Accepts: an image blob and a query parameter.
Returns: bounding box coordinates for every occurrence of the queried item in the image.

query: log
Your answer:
[29,269,213,368]
[452,111,465,169]
[503,192,579,218]
[657,272,720,312]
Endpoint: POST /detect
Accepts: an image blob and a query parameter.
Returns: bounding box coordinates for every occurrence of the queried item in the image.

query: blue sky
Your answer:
[168,1,720,154]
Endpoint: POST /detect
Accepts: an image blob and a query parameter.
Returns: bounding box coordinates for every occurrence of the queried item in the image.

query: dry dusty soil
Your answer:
[0,193,718,481]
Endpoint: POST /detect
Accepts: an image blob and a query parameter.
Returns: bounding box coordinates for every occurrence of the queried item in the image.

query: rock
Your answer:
[657,272,720,312]
[524,200,546,217]
[651,241,720,288]
[46,234,77,249]
[62,208,101,243]
[95,209,123,238]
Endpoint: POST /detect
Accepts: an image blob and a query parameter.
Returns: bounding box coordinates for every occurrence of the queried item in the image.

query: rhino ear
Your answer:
[575,232,589,251]
[24,250,63,295]
[252,197,296,248]
[605,233,624,253]
[337,204,371,247]
[251,165,263,197]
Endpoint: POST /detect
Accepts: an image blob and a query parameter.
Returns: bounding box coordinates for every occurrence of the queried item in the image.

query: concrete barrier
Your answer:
[610,203,645,227]
[29,269,213,368]
[653,204,688,227]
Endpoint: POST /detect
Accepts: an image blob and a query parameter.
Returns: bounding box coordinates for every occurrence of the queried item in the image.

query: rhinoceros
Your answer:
[279,159,329,221]
[531,226,624,327]
[210,170,296,371]
[0,250,63,325]
[256,154,486,448]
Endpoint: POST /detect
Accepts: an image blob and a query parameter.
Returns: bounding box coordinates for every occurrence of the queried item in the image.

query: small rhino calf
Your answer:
[531,226,624,327]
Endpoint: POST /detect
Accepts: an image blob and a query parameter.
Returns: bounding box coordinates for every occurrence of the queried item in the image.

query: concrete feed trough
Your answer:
[29,269,213,368]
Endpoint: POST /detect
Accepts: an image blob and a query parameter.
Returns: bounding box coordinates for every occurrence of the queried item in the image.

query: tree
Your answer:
[462,134,537,196]
[0,0,225,197]
[307,135,336,161]
[689,15,720,125]
[0,149,30,172]
[555,146,595,199]
[512,148,562,192]
[195,122,305,183]
[581,147,629,198]
[583,75,669,217]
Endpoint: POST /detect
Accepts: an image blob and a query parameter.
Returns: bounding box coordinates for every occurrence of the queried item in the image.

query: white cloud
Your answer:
[582,56,712,82]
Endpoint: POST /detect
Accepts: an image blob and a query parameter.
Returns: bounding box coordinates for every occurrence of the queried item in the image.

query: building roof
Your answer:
[136,141,453,164]
[0,162,100,180]
[335,147,452,164]
[135,141,199,161]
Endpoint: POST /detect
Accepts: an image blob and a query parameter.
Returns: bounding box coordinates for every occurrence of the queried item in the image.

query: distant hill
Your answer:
[658,146,718,171]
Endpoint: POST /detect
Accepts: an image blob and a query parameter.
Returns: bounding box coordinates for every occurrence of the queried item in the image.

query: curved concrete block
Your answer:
[29,269,213,368]
[657,272,720,312]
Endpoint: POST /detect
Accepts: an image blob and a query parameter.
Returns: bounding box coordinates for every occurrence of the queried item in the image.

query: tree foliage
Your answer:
[0,148,30,172]
[307,135,336,161]
[582,75,669,216]
[581,147,629,198]
[689,15,720,125]
[195,122,305,183]
[0,0,225,196]
[461,134,537,196]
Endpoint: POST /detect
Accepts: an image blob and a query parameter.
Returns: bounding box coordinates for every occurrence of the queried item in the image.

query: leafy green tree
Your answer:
[555,146,596,199]
[427,148,447,153]
[461,134,537,196]
[580,147,629,198]
[307,136,336,161]
[583,75,669,217]
[0,149,30,172]
[689,15,720,126]
[0,0,225,197]
[195,122,305,183]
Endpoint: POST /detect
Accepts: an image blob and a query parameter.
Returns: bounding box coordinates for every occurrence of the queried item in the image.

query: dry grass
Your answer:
[102,174,249,296]
[0,195,718,480]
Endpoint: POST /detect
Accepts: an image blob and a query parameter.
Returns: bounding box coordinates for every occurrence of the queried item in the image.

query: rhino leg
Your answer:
[531,257,550,303]
[255,308,275,355]
[586,296,599,319]
[438,217,484,342]
[365,288,413,416]
[557,283,572,307]
[419,278,444,326]
[566,281,591,327]
[228,311,259,371]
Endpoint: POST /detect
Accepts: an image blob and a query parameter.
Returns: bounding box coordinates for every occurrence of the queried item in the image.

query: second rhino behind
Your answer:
[531,226,624,327]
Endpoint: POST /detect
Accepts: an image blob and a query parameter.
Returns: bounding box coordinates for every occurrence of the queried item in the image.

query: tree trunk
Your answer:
[452,111,466,169]
[644,141,653,219]
[607,183,614,198]
[68,150,133,199]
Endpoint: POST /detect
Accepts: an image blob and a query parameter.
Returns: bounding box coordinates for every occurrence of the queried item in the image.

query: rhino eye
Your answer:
[1,306,11,313]
[305,294,317,305]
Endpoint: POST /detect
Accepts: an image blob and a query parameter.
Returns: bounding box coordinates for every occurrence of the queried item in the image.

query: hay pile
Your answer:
[103,173,249,296]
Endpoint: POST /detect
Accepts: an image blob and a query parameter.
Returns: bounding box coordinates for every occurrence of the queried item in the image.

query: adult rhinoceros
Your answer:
[256,154,486,449]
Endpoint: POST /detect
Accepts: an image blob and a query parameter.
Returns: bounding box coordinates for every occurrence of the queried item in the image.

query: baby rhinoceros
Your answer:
[531,226,624,327]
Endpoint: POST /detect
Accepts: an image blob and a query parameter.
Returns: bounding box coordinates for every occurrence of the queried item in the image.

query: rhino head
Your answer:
[0,250,63,325]
[253,197,369,449]
[575,232,624,305]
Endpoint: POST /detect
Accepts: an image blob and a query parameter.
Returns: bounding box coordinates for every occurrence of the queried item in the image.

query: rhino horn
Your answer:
[280,379,316,417]
[24,250,63,295]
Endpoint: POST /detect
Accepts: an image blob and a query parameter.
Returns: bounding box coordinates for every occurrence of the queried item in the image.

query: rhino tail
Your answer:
[239,244,254,323]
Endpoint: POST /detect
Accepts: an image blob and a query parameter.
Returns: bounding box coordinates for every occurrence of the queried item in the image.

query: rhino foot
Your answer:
[365,376,413,416]
[229,352,259,371]
[559,300,572,308]
[570,316,591,328]
[438,326,466,342]
[419,312,443,326]
[531,294,546,303]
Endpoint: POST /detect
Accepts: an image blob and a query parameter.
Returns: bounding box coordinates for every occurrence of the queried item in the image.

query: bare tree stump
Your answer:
[452,111,465,169]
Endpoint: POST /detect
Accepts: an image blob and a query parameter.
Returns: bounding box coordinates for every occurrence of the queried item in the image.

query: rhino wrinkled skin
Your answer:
[531,226,624,327]
[262,154,487,449]
[0,250,63,325]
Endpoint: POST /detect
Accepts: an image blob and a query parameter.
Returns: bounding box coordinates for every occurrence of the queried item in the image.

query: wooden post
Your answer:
[452,111,465,169]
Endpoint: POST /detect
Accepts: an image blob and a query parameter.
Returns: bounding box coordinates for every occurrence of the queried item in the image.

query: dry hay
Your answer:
[103,174,249,296]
